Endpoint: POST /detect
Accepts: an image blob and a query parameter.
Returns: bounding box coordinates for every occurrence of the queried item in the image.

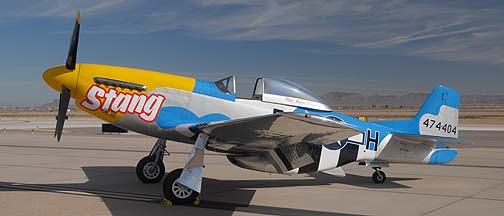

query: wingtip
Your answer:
[76,10,81,24]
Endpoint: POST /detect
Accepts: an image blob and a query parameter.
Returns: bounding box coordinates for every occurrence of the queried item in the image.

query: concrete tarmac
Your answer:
[0,127,503,216]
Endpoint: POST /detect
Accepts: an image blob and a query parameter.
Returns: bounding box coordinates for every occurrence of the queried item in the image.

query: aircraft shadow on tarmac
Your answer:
[0,166,419,216]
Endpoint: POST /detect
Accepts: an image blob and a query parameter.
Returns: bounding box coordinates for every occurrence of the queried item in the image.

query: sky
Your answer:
[0,0,503,107]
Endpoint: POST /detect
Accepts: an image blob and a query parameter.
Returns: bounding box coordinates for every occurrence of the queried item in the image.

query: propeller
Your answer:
[55,86,70,141]
[66,10,80,70]
[54,11,80,141]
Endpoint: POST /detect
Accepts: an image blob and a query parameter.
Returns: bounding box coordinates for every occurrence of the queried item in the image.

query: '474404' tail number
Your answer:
[422,119,457,135]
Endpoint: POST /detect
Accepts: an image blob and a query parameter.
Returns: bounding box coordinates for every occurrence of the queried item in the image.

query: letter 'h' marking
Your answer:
[366,129,379,151]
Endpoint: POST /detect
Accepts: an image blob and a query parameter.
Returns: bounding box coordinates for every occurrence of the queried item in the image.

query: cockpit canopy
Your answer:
[252,77,331,111]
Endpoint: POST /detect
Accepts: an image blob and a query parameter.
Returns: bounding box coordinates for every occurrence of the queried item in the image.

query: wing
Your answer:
[192,112,361,153]
[392,133,474,147]
[190,112,361,174]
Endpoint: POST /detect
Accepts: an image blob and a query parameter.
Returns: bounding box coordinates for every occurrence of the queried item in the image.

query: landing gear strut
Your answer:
[372,167,386,184]
[136,139,168,183]
[162,133,208,205]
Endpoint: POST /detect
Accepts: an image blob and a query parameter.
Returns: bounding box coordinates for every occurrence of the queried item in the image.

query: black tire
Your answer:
[136,156,165,183]
[163,168,199,205]
[372,170,386,184]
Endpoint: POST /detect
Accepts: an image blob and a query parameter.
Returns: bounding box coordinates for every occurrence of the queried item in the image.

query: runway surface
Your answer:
[0,122,503,215]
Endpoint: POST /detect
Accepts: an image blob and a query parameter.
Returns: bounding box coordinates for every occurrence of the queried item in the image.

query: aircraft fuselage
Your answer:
[43,63,457,175]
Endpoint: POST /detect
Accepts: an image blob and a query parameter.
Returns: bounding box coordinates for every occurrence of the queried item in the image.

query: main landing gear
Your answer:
[162,133,208,205]
[372,167,386,184]
[135,135,207,205]
[163,168,199,204]
[136,139,168,183]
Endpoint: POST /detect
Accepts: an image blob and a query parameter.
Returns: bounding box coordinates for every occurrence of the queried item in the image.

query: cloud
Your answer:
[3,0,504,65]
[135,0,502,65]
[186,0,504,65]
[195,0,504,65]
[0,0,130,18]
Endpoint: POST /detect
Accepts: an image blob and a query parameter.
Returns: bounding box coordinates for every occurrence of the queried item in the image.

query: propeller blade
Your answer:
[65,11,80,70]
[54,85,71,141]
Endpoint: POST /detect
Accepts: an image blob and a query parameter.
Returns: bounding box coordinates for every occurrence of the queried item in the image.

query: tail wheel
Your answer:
[136,156,165,183]
[163,168,199,205]
[372,170,386,184]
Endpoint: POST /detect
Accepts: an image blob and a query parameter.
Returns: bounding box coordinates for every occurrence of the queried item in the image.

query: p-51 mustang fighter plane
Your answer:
[43,12,472,204]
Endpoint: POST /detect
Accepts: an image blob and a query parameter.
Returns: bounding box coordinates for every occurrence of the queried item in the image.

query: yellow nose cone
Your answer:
[42,65,79,96]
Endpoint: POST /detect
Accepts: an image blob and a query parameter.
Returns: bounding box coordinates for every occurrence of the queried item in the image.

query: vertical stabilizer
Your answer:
[414,85,460,138]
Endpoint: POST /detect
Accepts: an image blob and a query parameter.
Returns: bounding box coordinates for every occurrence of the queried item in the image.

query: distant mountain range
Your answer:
[39,99,76,109]
[321,92,504,108]
[33,92,504,109]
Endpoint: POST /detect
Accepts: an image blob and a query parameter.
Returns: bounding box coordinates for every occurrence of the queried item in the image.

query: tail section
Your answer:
[373,86,466,165]
[375,85,460,138]
[414,85,460,138]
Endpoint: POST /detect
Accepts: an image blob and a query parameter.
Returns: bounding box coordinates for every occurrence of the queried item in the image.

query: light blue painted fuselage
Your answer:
[130,79,461,166]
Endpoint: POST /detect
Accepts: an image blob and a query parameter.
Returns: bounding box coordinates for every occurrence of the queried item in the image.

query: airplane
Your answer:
[42,12,472,205]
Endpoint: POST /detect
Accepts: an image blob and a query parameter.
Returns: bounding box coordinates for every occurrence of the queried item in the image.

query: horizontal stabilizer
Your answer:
[393,133,474,147]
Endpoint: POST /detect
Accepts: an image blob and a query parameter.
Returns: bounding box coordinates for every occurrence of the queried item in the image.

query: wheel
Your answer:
[372,170,386,184]
[136,156,165,183]
[163,168,199,205]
